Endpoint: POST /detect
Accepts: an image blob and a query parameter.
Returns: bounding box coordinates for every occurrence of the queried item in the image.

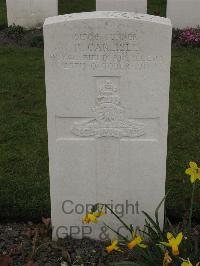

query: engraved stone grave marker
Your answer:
[167,0,200,29]
[6,0,58,28]
[44,12,172,240]
[96,0,147,13]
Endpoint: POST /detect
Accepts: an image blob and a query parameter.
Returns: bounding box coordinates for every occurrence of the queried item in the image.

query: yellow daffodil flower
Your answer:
[160,232,183,256]
[185,162,200,183]
[127,231,147,250]
[82,211,104,224]
[106,240,122,253]
[181,258,193,266]
[163,251,172,266]
[95,211,105,218]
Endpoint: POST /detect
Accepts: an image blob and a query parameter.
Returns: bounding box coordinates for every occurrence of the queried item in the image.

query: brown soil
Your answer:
[0,222,134,266]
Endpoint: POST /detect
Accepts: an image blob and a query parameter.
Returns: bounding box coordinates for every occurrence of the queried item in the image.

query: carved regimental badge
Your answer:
[71,79,145,138]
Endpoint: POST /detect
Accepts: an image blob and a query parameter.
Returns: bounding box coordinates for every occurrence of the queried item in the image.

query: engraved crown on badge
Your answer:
[97,80,120,105]
[71,78,145,138]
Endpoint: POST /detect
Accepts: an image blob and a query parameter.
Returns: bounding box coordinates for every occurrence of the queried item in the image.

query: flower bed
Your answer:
[173,28,200,48]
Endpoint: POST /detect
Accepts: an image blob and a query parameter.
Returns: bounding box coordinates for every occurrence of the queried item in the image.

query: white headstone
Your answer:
[44,11,172,240]
[6,0,58,28]
[96,0,147,13]
[167,0,200,29]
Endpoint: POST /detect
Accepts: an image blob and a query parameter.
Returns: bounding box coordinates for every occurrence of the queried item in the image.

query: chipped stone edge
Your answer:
[44,11,172,28]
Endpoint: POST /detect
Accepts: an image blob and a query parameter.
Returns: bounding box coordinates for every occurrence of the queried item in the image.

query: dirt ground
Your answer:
[0,222,134,266]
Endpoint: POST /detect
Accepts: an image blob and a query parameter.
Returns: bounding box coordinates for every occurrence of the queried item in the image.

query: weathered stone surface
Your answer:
[167,0,200,29]
[96,0,147,13]
[44,11,172,240]
[6,0,58,28]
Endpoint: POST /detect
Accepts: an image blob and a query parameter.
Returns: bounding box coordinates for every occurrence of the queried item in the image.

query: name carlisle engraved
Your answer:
[49,30,164,71]
[71,79,145,138]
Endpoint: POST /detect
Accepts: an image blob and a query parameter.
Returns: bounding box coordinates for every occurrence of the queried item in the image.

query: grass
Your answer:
[59,0,95,14]
[167,48,200,220]
[0,48,50,221]
[0,0,199,222]
[148,0,166,17]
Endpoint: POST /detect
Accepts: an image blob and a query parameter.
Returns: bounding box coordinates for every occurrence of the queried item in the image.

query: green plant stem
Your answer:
[99,203,132,235]
[188,182,196,234]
